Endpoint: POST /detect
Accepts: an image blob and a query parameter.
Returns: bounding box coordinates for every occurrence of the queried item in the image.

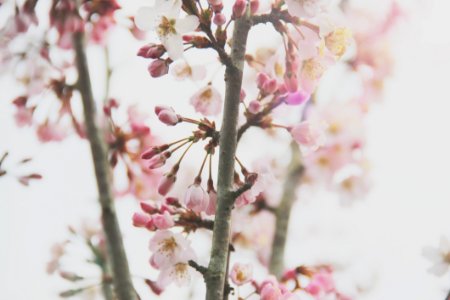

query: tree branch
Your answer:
[205,13,252,300]
[73,31,137,300]
[268,142,304,278]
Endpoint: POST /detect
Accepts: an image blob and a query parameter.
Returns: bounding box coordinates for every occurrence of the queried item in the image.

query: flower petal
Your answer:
[135,7,156,31]
[161,34,184,60]
[175,15,199,34]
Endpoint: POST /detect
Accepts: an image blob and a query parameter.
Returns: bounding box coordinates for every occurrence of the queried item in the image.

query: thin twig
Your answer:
[73,30,137,300]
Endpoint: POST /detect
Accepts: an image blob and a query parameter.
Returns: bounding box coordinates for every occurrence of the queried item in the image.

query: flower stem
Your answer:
[73,31,137,300]
[205,12,252,300]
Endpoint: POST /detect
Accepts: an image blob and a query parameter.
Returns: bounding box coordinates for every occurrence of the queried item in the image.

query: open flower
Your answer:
[156,250,196,287]
[190,85,223,116]
[230,263,253,286]
[423,236,450,276]
[289,121,326,154]
[170,59,206,81]
[285,0,331,19]
[149,230,193,268]
[135,0,199,60]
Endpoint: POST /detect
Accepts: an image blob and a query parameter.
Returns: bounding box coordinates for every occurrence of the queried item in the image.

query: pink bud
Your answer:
[154,106,179,126]
[213,13,226,26]
[154,105,171,115]
[165,197,180,206]
[148,59,169,78]
[140,201,157,214]
[158,174,176,196]
[248,100,262,114]
[283,90,311,105]
[212,3,224,13]
[152,211,174,229]
[208,0,222,5]
[206,190,217,215]
[262,78,278,94]
[232,0,247,18]
[147,154,167,169]
[284,73,298,92]
[132,212,151,227]
[158,110,179,126]
[141,147,159,160]
[257,73,270,89]
[240,89,246,102]
[137,43,165,59]
[184,183,209,213]
[250,0,259,14]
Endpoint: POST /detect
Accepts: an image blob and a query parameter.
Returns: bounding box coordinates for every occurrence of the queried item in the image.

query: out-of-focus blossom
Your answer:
[423,236,450,276]
[190,85,222,116]
[230,262,253,285]
[285,0,331,19]
[290,121,326,154]
[170,59,206,81]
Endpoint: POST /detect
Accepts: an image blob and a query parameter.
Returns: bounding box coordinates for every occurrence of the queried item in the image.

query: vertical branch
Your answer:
[73,31,137,300]
[205,15,252,300]
[269,143,304,278]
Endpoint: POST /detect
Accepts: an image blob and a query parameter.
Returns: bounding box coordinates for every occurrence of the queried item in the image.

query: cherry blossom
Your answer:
[190,85,223,116]
[135,0,199,60]
[149,230,194,268]
[285,0,331,19]
[423,236,450,276]
[230,262,253,286]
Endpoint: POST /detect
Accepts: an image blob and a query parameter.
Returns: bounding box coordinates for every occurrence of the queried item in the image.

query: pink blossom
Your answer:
[289,121,326,154]
[135,1,199,60]
[233,0,247,18]
[149,230,194,268]
[230,263,253,285]
[132,212,151,227]
[154,105,179,126]
[184,183,210,213]
[213,13,227,26]
[137,43,165,59]
[282,90,311,106]
[36,123,67,143]
[206,190,217,215]
[156,250,196,287]
[152,211,174,229]
[158,174,176,196]
[190,85,222,116]
[305,269,336,297]
[148,59,169,78]
[285,0,331,19]
[248,100,262,114]
[147,154,168,169]
[170,59,206,81]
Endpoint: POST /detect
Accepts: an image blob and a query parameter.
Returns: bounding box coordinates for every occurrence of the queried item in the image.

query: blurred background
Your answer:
[1,0,450,299]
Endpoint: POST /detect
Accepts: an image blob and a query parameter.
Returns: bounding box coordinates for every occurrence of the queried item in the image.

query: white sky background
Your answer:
[2,0,450,299]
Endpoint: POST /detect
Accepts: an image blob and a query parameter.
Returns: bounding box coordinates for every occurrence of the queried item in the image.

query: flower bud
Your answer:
[158,174,176,196]
[152,211,174,229]
[147,153,168,169]
[137,43,165,59]
[213,13,226,26]
[154,106,179,126]
[148,59,169,78]
[232,0,247,18]
[132,212,151,227]
[184,183,209,213]
[248,100,261,114]
[250,0,259,14]
[140,201,158,214]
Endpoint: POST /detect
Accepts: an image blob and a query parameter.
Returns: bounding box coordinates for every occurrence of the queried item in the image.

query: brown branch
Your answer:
[268,142,304,278]
[73,31,137,300]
